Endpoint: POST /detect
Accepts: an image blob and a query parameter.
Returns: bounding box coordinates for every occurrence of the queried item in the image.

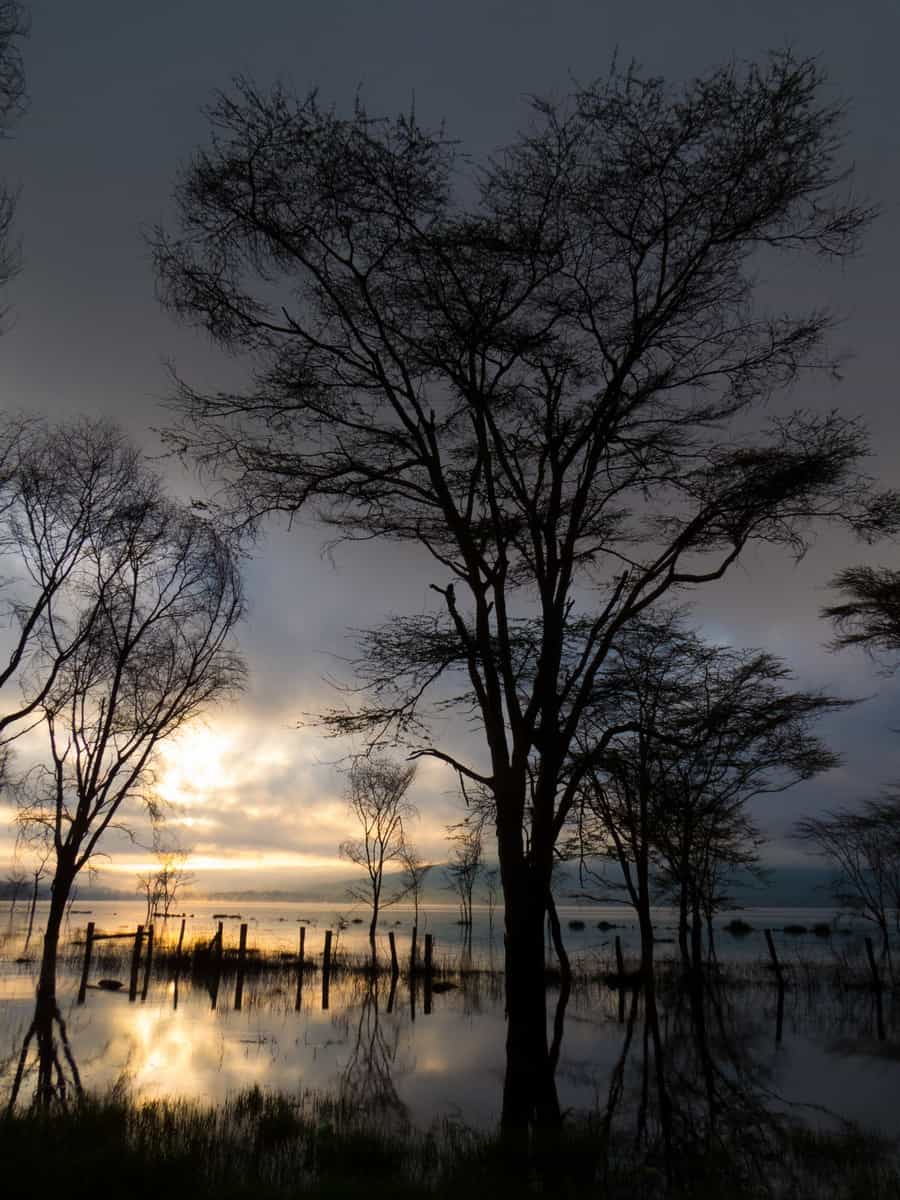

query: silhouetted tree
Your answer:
[21,851,47,953]
[0,1,27,300]
[340,758,417,960]
[483,866,500,934]
[398,840,432,928]
[796,795,900,964]
[9,425,244,1109]
[577,614,845,975]
[0,417,153,743]
[154,54,897,1136]
[445,815,483,929]
[3,864,25,921]
[136,852,194,925]
[823,567,900,666]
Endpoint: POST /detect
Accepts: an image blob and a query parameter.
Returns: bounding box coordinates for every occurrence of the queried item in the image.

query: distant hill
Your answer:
[0,881,137,902]
[207,866,455,907]
[205,861,840,909]
[0,859,838,909]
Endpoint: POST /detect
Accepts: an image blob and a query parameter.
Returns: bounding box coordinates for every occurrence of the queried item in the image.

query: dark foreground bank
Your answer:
[2,1087,898,1200]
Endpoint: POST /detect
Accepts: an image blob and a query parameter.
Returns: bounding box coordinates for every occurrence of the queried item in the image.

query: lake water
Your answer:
[2,896,870,963]
[1,899,898,1135]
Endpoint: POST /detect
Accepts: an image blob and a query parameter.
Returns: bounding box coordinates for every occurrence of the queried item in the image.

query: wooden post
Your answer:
[409,925,418,1022]
[322,929,332,1010]
[173,917,186,1005]
[234,923,248,1010]
[141,925,154,1001]
[614,934,627,1022]
[424,933,433,1015]
[388,930,399,978]
[387,969,397,1014]
[295,925,306,1012]
[128,925,144,1001]
[77,922,95,1004]
[210,921,224,1011]
[865,936,886,1041]
[764,929,785,1044]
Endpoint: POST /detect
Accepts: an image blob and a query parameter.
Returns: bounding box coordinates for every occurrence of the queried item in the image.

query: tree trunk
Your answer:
[677,879,690,971]
[9,863,82,1111]
[546,893,571,1073]
[690,893,704,976]
[369,893,379,964]
[643,966,674,1186]
[500,862,561,1136]
[638,904,655,982]
[36,872,71,1012]
[23,872,40,952]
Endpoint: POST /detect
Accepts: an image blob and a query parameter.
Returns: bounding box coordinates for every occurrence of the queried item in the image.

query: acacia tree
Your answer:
[154,55,898,1134]
[137,852,194,925]
[823,567,900,664]
[3,864,25,919]
[8,428,244,1110]
[795,796,900,964]
[21,850,48,952]
[0,1,27,298]
[339,758,417,959]
[445,816,484,929]
[576,614,845,977]
[0,417,156,747]
[398,840,432,928]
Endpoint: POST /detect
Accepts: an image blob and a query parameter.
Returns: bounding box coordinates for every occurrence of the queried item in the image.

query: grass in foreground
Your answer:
[1,1087,899,1199]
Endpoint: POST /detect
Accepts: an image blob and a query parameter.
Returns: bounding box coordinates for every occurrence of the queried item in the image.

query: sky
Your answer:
[1,0,900,894]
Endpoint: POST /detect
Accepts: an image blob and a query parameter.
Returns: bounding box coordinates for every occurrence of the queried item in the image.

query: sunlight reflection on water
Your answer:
[1,899,897,1133]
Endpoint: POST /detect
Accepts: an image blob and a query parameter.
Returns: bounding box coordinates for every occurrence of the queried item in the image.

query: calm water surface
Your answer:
[1,899,898,1133]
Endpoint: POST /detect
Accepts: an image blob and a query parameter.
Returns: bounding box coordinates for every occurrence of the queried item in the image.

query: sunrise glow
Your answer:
[156,726,235,808]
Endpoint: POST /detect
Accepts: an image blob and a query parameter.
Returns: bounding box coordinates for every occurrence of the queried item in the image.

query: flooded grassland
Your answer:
[1,899,898,1138]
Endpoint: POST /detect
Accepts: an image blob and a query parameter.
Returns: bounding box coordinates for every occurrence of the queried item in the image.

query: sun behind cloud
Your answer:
[156,726,235,809]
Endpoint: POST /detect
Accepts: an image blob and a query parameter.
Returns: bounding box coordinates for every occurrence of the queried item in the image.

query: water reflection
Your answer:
[596,967,900,1194]
[1,946,898,1148]
[338,977,409,1128]
[6,994,83,1111]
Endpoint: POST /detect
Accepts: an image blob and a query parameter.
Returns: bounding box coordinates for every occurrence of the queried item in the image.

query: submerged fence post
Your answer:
[614,934,627,1023]
[764,929,785,1044]
[210,921,224,1011]
[77,922,95,1005]
[388,931,399,978]
[409,925,418,1022]
[172,918,186,1011]
[864,936,886,1041]
[128,925,144,1002]
[322,929,333,1011]
[295,925,306,1012]
[234,922,248,1011]
[141,925,154,1001]
[424,933,434,1015]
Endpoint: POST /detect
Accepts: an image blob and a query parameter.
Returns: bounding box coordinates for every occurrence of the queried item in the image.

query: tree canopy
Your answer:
[154,51,898,1133]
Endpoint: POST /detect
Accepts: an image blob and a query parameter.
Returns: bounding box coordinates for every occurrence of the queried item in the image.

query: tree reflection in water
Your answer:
[0,953,885,1197]
[338,975,409,1131]
[6,994,82,1112]
[600,970,815,1195]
